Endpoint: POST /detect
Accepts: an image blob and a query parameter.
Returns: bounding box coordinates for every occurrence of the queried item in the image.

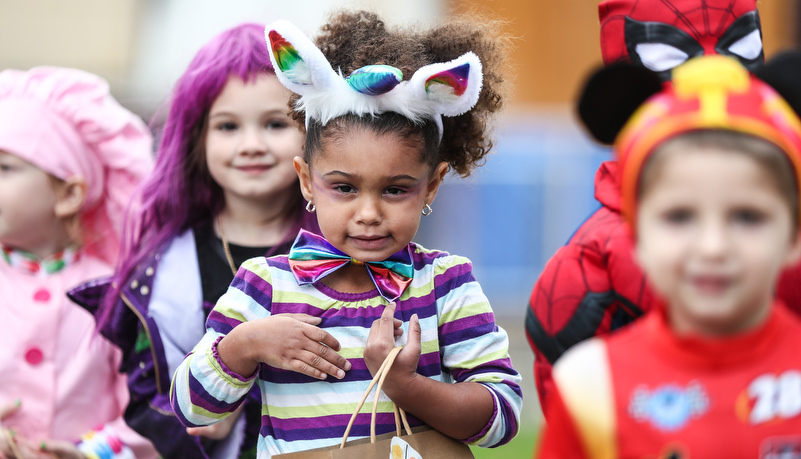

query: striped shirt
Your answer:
[171,243,522,457]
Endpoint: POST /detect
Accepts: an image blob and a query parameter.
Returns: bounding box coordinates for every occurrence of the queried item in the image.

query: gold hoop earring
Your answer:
[306,200,316,213]
[421,203,432,216]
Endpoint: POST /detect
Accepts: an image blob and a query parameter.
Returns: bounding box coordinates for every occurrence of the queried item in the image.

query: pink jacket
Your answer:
[0,255,156,458]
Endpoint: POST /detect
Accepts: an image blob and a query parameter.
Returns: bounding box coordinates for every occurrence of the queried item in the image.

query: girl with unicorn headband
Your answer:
[170,10,522,456]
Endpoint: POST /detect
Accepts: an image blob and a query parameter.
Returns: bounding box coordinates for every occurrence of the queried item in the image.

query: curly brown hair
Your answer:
[294,9,512,177]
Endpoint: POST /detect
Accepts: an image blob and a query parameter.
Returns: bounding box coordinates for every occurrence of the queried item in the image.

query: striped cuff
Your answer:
[211,335,260,381]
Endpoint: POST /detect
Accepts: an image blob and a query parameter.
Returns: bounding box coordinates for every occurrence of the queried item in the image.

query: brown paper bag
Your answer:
[275,426,473,459]
[274,347,474,459]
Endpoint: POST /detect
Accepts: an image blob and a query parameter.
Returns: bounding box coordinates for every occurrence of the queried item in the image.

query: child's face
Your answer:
[295,128,447,262]
[0,151,62,251]
[205,73,304,207]
[636,145,801,336]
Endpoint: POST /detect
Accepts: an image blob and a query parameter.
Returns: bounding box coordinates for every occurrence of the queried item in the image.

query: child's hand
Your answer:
[0,399,49,459]
[0,437,51,459]
[364,303,414,380]
[0,401,20,420]
[393,313,422,380]
[186,403,244,440]
[36,440,84,459]
[255,313,352,380]
[219,313,352,381]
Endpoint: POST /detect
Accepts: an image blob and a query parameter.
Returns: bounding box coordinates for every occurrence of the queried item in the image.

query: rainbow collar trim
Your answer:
[1,244,77,277]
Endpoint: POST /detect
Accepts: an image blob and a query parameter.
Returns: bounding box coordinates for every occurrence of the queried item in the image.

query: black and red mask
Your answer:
[599,0,763,79]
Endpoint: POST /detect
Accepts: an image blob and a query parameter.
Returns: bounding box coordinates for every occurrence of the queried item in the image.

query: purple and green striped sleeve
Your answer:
[430,252,523,447]
[170,258,272,427]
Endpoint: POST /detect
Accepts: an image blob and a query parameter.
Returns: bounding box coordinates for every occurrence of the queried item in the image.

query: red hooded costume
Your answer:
[536,53,801,457]
[523,0,801,418]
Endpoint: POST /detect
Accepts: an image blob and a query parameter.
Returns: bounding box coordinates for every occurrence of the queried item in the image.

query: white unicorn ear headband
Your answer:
[265,19,483,139]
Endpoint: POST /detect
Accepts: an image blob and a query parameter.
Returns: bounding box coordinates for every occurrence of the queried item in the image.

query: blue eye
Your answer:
[216,122,238,131]
[663,208,693,224]
[0,162,16,173]
[732,208,765,225]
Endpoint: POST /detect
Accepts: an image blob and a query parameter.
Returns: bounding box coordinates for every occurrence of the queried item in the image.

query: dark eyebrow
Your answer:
[209,108,290,119]
[389,175,419,181]
[321,170,420,182]
[322,170,355,179]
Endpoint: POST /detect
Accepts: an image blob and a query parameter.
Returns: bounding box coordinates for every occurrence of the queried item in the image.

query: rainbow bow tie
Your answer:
[288,230,414,302]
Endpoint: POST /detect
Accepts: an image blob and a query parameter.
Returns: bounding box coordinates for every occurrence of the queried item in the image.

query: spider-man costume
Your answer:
[524,0,787,417]
[599,0,763,78]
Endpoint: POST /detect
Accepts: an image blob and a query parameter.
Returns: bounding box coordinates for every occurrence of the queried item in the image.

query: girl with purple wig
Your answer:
[70,23,317,459]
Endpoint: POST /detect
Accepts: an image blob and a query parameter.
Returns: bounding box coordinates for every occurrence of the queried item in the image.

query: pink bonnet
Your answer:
[0,66,154,265]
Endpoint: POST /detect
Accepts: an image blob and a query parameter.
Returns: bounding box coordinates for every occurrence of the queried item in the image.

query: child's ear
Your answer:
[424,162,449,205]
[784,230,801,268]
[53,177,87,218]
[293,156,314,203]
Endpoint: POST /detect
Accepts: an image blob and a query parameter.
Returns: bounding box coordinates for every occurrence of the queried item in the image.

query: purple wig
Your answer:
[101,23,317,326]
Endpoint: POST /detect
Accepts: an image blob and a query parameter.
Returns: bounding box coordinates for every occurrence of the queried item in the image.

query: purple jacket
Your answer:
[69,231,259,459]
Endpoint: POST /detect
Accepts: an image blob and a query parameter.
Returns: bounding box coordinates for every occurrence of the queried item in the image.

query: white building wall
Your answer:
[0,0,444,116]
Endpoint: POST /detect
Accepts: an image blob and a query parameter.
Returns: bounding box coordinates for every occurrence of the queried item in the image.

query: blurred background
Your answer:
[2,0,798,456]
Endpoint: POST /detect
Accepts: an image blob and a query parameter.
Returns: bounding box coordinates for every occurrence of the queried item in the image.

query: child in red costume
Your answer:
[536,53,801,457]
[523,0,790,417]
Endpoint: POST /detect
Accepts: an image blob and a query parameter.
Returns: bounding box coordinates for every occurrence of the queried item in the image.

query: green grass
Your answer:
[470,424,538,458]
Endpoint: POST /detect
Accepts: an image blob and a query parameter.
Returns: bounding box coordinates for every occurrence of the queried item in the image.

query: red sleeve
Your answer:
[533,385,589,459]
[526,206,651,418]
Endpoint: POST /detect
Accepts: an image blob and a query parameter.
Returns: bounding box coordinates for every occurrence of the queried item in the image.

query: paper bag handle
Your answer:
[340,346,414,448]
